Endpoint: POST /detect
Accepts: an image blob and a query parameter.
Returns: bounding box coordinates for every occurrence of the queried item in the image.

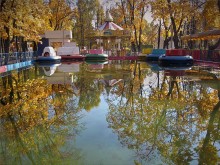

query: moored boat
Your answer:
[85,49,108,61]
[159,55,194,67]
[146,49,166,61]
[57,45,85,61]
[35,47,61,62]
[158,49,194,67]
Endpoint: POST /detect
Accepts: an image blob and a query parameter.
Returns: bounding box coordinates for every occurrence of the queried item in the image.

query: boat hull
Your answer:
[159,55,193,67]
[146,54,164,61]
[35,56,61,62]
[60,55,85,61]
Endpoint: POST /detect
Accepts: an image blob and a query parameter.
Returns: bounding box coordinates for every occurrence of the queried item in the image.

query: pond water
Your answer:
[0,60,220,165]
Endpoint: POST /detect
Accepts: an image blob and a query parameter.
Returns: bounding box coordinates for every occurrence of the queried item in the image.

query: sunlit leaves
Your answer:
[0,0,51,41]
[202,0,220,30]
[48,0,75,30]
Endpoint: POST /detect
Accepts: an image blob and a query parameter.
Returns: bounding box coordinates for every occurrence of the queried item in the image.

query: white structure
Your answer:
[57,42,80,56]
[45,30,72,46]
[57,46,80,56]
[42,46,56,56]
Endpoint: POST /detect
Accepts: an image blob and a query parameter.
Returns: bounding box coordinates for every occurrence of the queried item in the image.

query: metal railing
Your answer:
[190,49,220,62]
[0,51,37,66]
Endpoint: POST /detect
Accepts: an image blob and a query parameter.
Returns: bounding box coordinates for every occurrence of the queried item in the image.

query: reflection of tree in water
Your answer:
[77,75,102,111]
[77,61,134,111]
[198,73,220,165]
[0,69,83,164]
[106,67,220,164]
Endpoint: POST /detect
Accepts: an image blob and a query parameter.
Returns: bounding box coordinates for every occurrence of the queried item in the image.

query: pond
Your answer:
[0,60,220,165]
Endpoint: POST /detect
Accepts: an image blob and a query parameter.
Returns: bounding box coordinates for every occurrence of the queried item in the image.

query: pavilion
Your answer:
[89,10,131,56]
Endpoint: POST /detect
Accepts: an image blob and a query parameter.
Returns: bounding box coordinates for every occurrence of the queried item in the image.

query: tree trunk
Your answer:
[21,37,28,52]
[173,34,179,49]
[4,27,10,53]
[158,20,161,49]
[218,0,220,12]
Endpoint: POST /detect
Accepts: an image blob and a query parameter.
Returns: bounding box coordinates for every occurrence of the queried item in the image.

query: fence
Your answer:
[0,51,37,66]
[190,49,220,62]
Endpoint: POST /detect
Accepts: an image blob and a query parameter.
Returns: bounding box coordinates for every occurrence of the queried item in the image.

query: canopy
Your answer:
[98,9,123,31]
[181,29,220,41]
[98,22,124,31]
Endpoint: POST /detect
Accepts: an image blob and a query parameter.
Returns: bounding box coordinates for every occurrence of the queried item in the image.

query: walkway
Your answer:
[0,51,35,66]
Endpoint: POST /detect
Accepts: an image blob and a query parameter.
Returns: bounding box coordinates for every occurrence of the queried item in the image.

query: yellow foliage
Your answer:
[48,0,74,30]
[0,0,52,41]
[202,0,220,29]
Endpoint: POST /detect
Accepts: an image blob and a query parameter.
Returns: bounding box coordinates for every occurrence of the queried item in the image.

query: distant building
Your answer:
[38,30,73,55]
[45,30,72,47]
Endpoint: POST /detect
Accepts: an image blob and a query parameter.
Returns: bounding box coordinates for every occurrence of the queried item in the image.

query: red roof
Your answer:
[98,21,123,31]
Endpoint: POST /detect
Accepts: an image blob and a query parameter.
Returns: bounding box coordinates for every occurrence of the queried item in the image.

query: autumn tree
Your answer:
[109,0,150,52]
[0,0,51,53]
[47,0,75,30]
[200,0,220,50]
[73,0,103,48]
[150,0,197,49]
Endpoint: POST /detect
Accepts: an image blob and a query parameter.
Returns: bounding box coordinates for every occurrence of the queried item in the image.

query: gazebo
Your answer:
[98,11,124,31]
[90,10,131,56]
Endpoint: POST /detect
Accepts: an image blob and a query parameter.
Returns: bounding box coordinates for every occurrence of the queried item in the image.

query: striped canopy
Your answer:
[98,21,124,31]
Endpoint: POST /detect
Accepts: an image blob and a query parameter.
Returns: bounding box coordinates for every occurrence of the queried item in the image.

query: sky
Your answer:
[99,0,153,23]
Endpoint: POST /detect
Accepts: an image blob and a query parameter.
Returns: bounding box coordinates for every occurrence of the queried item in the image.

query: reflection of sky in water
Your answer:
[75,96,134,165]
[1,62,220,165]
[74,96,163,165]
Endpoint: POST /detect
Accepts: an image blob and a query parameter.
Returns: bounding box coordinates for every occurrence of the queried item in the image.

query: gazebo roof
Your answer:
[98,10,123,31]
[98,22,124,31]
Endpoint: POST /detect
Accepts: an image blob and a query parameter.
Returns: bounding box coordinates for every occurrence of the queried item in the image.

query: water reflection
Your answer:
[107,62,220,164]
[0,61,219,164]
[0,66,82,164]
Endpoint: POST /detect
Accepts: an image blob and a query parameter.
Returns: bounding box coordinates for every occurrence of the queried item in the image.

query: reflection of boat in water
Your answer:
[86,60,108,70]
[40,63,61,76]
[35,62,61,67]
[160,63,192,76]
[146,62,163,72]
[35,47,61,62]
[57,62,81,73]
[164,68,191,76]
[85,61,108,65]
[42,62,80,94]
[146,61,192,76]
